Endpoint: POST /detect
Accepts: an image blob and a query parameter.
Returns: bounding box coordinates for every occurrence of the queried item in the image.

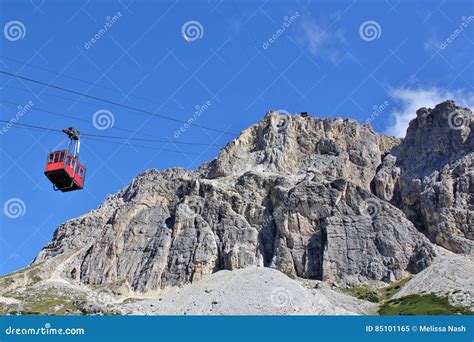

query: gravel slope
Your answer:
[393,248,474,308]
[122,266,377,315]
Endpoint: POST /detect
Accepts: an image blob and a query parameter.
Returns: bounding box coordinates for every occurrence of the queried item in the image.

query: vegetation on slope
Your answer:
[379,294,473,315]
[342,276,473,315]
[342,276,412,303]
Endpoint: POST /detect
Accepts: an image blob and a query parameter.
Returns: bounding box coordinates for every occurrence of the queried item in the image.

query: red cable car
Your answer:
[44,127,86,192]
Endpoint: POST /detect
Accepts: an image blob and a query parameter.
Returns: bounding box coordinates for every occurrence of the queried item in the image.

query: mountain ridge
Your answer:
[0,100,472,315]
[30,101,472,291]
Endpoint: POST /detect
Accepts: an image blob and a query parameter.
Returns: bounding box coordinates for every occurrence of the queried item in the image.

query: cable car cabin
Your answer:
[44,150,86,192]
[44,127,86,192]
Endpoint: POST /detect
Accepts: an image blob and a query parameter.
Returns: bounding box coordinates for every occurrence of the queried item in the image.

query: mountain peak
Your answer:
[205,111,398,184]
[410,100,472,137]
[397,100,473,177]
[18,102,472,297]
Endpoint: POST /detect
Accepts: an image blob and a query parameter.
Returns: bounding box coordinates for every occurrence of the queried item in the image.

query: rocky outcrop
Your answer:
[31,110,446,292]
[374,101,473,254]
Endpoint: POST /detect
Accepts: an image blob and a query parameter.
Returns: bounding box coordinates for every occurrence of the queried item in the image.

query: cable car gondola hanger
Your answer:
[0,118,225,194]
[40,122,215,193]
[44,127,86,192]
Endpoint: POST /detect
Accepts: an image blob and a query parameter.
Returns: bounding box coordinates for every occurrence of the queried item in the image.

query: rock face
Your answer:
[374,101,473,254]
[32,102,473,293]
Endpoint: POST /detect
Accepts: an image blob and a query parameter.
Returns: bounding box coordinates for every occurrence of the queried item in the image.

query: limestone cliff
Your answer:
[374,100,473,254]
[29,103,472,292]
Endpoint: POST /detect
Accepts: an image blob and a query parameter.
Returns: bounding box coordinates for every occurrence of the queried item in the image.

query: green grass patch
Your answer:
[379,294,474,316]
[342,276,412,303]
[0,289,87,315]
[342,286,380,303]
[380,276,412,300]
[0,289,122,316]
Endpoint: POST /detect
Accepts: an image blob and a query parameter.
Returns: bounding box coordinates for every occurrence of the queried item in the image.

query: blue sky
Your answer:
[0,0,473,275]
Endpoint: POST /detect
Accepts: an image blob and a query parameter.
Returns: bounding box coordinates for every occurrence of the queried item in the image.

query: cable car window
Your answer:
[53,153,59,163]
[66,155,71,167]
[59,151,65,162]
[48,154,54,163]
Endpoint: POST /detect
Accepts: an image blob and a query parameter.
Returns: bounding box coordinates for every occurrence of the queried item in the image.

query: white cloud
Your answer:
[386,87,474,137]
[299,20,346,64]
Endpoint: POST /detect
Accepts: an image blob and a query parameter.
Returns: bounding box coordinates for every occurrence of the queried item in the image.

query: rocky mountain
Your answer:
[0,100,472,315]
[374,100,473,254]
